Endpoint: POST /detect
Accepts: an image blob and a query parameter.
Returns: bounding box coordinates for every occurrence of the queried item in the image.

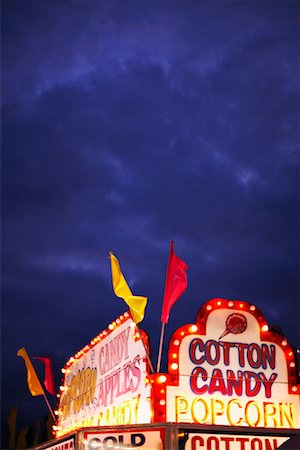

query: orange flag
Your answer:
[17,348,44,396]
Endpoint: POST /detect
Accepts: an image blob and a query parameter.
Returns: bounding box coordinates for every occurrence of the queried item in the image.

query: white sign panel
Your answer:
[165,299,300,429]
[56,314,151,437]
[42,438,75,450]
[83,429,164,450]
[184,433,290,450]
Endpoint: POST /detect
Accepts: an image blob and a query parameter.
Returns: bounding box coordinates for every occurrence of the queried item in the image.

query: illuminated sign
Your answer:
[83,429,164,450]
[184,433,290,450]
[152,298,300,429]
[40,438,74,450]
[56,312,152,437]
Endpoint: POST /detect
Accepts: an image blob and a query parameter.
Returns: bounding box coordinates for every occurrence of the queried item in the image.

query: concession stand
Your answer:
[33,298,300,450]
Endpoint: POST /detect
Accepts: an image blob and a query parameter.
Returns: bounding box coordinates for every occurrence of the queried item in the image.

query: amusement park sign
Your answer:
[163,298,300,428]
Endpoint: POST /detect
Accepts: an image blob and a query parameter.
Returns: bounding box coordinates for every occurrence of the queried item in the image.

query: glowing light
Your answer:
[124,312,129,317]
[217,301,222,306]
[206,305,212,311]
[59,386,65,391]
[282,340,288,346]
[261,325,269,332]
[174,339,180,346]
[172,353,177,359]
[228,301,234,307]
[108,324,114,330]
[290,362,296,368]
[250,305,256,311]
[61,368,66,373]
[171,363,178,370]
[239,303,244,308]
[189,325,198,333]
[54,410,59,415]
[180,331,185,336]
[292,386,298,392]
[157,375,167,384]
[159,399,166,406]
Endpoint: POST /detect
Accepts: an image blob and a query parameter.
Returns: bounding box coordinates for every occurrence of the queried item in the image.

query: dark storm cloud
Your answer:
[2,1,299,447]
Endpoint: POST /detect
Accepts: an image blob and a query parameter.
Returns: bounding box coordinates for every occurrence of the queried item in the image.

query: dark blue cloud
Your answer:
[2,1,299,447]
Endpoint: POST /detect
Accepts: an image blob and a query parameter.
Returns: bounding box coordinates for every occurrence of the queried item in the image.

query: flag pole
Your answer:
[42,392,56,422]
[156,322,165,373]
[135,324,155,373]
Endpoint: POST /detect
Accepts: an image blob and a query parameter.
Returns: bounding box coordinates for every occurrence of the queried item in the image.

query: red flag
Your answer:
[161,241,188,324]
[33,356,55,396]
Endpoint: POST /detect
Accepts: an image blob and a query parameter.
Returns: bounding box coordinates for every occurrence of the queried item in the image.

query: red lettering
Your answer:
[191,436,204,450]
[208,368,227,395]
[220,437,234,450]
[206,340,220,365]
[207,436,219,450]
[251,438,263,450]
[190,367,208,394]
[261,344,276,370]
[190,339,205,364]
[235,437,250,450]
[244,371,261,397]
[236,343,248,367]
[219,342,235,365]
[247,343,262,369]
[260,373,277,398]
[227,370,243,396]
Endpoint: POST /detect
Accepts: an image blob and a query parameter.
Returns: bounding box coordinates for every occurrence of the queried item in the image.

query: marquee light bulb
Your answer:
[157,375,167,384]
[250,305,256,311]
[171,363,178,370]
[228,301,234,307]
[189,325,198,333]
[206,305,212,311]
[261,325,269,332]
[217,301,222,306]
[173,339,180,346]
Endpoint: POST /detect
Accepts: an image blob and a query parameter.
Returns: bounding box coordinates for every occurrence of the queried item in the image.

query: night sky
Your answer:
[2,1,299,448]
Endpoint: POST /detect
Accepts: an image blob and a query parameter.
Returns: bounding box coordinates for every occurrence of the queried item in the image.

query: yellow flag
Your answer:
[110,252,147,324]
[17,347,44,396]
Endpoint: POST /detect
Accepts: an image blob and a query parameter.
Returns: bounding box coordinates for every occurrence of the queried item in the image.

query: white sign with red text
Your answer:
[184,433,290,450]
[56,314,151,437]
[42,438,74,450]
[165,299,300,429]
[83,429,164,450]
